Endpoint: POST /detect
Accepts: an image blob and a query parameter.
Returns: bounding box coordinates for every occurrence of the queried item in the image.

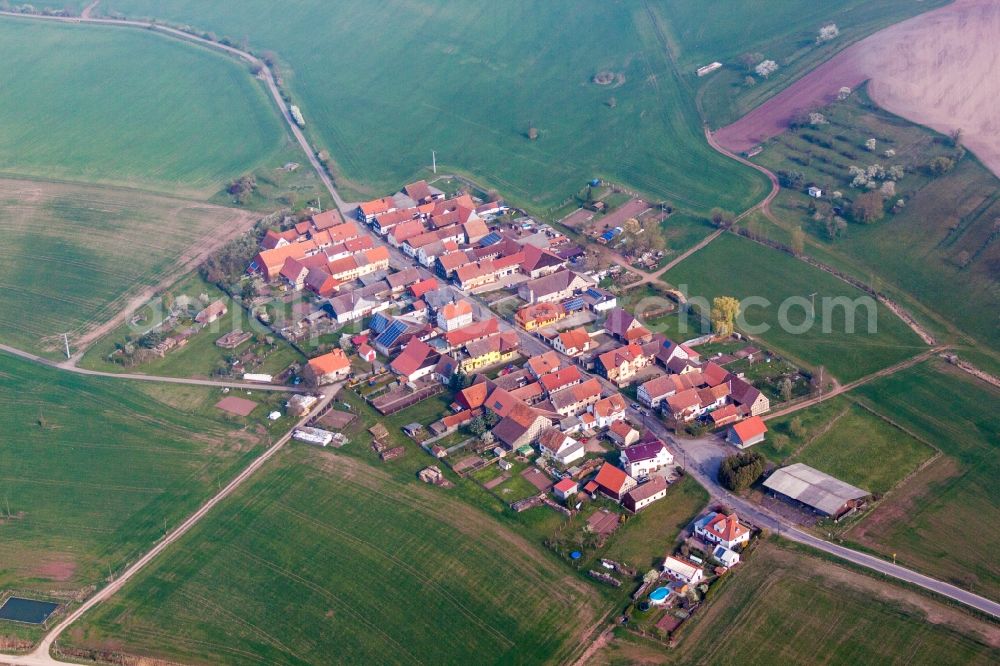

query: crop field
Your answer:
[0,354,272,645]
[846,361,1000,596]
[94,0,768,213]
[66,445,608,665]
[658,0,949,129]
[662,539,999,665]
[765,401,935,495]
[753,90,1000,355]
[0,19,287,198]
[661,233,926,382]
[0,178,257,356]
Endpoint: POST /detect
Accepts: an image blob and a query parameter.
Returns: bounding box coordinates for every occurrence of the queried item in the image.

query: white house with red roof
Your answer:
[695,511,751,549]
[553,478,578,502]
[592,462,637,501]
[537,427,585,466]
[619,439,673,479]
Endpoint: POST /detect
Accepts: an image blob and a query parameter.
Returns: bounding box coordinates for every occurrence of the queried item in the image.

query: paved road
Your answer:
[0,343,306,393]
[0,386,341,666]
[633,408,1000,618]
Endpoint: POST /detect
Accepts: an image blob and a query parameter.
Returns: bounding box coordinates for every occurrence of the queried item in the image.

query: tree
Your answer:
[622,217,641,236]
[790,226,805,256]
[227,174,257,204]
[817,23,839,43]
[449,371,471,392]
[709,207,735,228]
[864,138,877,152]
[851,191,885,224]
[928,156,955,176]
[738,52,764,71]
[719,451,765,491]
[779,377,794,402]
[480,431,495,446]
[789,416,806,439]
[754,59,779,78]
[710,296,740,337]
[744,75,757,87]
[467,416,487,437]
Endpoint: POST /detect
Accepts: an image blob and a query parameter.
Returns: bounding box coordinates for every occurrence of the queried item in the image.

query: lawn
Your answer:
[0,353,275,646]
[662,233,926,382]
[601,475,708,572]
[753,88,1000,355]
[95,0,769,213]
[0,178,256,356]
[65,445,609,665]
[0,19,287,198]
[845,361,1000,595]
[766,401,936,494]
[663,539,999,665]
[658,0,950,128]
[79,271,304,379]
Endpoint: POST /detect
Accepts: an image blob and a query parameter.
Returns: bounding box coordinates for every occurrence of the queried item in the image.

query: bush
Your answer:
[719,451,764,491]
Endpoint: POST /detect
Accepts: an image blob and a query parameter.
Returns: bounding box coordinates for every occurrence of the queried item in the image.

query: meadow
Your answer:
[0,178,256,356]
[0,354,275,645]
[753,89,1000,356]
[657,0,949,128]
[94,0,769,213]
[846,361,1000,596]
[661,233,926,383]
[661,539,999,665]
[765,400,935,495]
[78,271,304,379]
[66,444,609,665]
[0,19,287,198]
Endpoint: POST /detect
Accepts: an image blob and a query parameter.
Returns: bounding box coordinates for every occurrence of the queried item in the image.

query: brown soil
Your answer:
[716,0,1000,180]
[34,559,78,582]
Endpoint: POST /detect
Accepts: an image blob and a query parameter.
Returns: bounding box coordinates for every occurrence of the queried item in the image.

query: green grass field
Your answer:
[66,444,609,665]
[658,0,949,128]
[753,89,1000,355]
[95,0,769,213]
[846,361,1000,595]
[0,354,276,645]
[766,401,935,494]
[0,19,287,198]
[662,233,926,382]
[0,177,256,356]
[662,539,999,665]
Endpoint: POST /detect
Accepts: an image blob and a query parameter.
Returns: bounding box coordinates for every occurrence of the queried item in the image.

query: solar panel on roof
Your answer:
[375,320,408,348]
[369,312,391,334]
[480,232,502,247]
[563,297,585,312]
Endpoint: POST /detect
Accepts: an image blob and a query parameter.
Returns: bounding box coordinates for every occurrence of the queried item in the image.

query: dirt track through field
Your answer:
[715,0,1000,180]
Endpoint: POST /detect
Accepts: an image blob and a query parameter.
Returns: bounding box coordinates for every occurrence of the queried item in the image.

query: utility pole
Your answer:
[432,150,437,174]
[63,333,71,360]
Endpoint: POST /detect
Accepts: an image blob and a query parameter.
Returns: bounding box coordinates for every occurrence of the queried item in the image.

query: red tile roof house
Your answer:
[553,478,579,502]
[623,475,668,513]
[709,404,741,428]
[526,351,563,378]
[663,388,703,422]
[604,307,652,344]
[519,244,567,279]
[597,344,653,387]
[727,416,768,448]
[537,427,585,466]
[590,393,627,429]
[592,462,638,501]
[389,339,440,383]
[358,344,377,363]
[195,299,228,325]
[655,339,702,372]
[637,372,700,409]
[517,268,594,304]
[619,439,673,479]
[607,420,640,448]
[538,365,583,395]
[695,511,751,549]
[548,378,602,417]
[729,377,771,417]
[553,327,595,357]
[492,403,552,450]
[357,196,398,223]
[437,299,474,332]
[303,349,352,386]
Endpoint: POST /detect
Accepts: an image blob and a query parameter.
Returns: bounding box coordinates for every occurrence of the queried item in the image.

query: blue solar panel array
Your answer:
[563,297,585,312]
[479,232,502,247]
[369,312,392,335]
[375,320,409,349]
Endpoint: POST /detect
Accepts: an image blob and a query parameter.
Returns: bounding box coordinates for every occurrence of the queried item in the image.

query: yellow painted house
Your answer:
[460,332,519,372]
[515,302,567,331]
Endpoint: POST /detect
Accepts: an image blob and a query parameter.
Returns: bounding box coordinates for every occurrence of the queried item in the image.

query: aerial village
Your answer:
[231,178,872,636]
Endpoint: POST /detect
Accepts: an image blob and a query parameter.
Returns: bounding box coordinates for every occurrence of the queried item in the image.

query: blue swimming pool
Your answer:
[649,586,671,603]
